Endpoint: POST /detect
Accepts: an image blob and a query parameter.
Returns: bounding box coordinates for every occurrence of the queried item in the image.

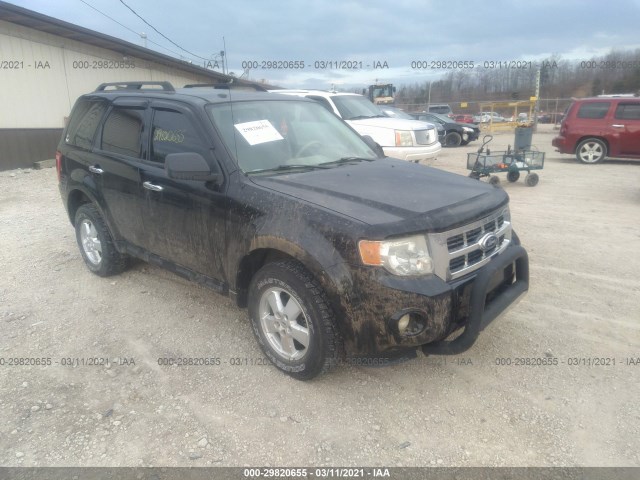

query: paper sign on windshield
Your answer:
[235,120,284,145]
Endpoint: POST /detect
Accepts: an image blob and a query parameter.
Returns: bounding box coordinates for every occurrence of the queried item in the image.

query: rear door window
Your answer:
[576,102,611,119]
[101,107,145,158]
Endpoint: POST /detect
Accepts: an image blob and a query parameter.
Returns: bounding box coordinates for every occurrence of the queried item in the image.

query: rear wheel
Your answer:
[525,173,539,187]
[248,260,342,380]
[444,131,462,147]
[576,138,606,164]
[489,175,501,185]
[74,204,128,276]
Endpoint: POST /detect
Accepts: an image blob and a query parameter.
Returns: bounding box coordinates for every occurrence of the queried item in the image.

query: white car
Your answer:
[473,111,506,123]
[270,90,441,163]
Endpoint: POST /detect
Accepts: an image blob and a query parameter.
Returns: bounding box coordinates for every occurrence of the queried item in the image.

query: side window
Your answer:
[65,99,107,150]
[577,102,611,119]
[150,109,209,164]
[101,107,144,158]
[614,103,640,120]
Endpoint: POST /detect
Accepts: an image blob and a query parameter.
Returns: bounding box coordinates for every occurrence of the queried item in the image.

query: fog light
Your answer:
[392,311,427,337]
[398,314,411,334]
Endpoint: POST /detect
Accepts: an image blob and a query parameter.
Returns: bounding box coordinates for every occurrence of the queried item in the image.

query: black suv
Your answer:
[57,81,529,379]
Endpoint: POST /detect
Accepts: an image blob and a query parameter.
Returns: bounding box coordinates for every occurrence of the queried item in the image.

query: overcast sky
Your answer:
[11,0,640,89]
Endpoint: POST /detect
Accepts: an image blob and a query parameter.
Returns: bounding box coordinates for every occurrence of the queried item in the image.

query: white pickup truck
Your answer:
[270,89,441,163]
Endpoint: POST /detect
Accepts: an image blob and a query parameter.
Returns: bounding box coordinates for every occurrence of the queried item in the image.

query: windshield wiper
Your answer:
[245,164,333,174]
[320,156,376,166]
[346,115,379,120]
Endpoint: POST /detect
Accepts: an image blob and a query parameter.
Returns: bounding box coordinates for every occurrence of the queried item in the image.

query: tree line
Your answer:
[395,48,640,112]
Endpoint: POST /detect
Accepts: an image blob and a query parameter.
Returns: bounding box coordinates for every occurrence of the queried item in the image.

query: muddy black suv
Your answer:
[57,81,529,379]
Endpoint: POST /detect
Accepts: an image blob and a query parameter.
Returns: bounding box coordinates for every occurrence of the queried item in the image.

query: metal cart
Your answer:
[467,135,544,187]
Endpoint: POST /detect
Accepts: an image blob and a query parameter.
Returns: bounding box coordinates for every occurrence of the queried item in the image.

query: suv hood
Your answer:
[348,117,435,131]
[250,158,508,234]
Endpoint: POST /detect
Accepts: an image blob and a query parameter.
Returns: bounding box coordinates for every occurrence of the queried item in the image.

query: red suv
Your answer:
[552,97,640,163]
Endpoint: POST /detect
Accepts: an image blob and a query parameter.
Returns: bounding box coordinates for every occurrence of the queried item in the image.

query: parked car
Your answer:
[57,81,529,379]
[537,112,564,124]
[271,90,440,163]
[473,112,506,123]
[410,112,480,147]
[552,97,640,163]
[454,114,474,123]
[427,104,454,118]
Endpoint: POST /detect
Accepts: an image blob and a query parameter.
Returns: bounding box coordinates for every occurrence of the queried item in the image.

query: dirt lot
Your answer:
[0,124,639,468]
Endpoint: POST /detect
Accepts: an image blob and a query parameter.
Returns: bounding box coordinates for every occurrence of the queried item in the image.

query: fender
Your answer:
[65,168,124,246]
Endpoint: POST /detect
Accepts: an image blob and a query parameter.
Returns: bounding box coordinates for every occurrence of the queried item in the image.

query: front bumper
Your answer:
[464,130,480,142]
[383,142,441,163]
[341,243,528,356]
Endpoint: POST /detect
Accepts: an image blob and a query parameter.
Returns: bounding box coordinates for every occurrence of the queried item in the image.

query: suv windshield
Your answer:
[207,100,377,173]
[331,95,384,120]
[425,113,451,124]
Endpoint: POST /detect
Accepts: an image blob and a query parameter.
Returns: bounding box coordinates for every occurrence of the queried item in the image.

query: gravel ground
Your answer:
[0,125,639,467]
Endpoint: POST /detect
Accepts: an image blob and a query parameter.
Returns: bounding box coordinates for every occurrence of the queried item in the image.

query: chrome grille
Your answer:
[428,208,511,280]
[414,129,435,145]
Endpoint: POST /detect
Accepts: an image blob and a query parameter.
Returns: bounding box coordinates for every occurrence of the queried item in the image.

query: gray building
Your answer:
[0,1,254,170]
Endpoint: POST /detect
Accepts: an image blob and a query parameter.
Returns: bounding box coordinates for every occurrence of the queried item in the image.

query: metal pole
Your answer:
[533,69,540,132]
[222,36,227,75]
[427,81,432,110]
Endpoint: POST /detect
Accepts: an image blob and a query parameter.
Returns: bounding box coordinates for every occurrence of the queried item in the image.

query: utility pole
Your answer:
[222,36,227,75]
[533,69,541,131]
[140,32,147,48]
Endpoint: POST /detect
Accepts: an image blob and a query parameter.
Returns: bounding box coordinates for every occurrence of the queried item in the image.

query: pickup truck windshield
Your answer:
[207,100,377,174]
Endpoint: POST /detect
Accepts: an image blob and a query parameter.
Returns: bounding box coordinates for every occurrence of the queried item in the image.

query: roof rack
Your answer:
[95,81,175,92]
[183,83,268,92]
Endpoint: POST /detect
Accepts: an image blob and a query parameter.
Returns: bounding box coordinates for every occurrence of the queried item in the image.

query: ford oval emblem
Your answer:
[479,233,498,252]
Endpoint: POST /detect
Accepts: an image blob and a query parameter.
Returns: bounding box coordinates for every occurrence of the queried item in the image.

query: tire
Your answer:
[444,131,462,147]
[525,173,539,187]
[74,204,128,277]
[248,260,342,380]
[489,175,501,185]
[468,171,480,180]
[576,138,607,164]
[507,170,520,183]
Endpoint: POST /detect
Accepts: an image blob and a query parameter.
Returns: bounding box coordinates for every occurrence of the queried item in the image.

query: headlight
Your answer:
[358,234,434,276]
[462,126,473,132]
[502,207,511,224]
[394,130,414,147]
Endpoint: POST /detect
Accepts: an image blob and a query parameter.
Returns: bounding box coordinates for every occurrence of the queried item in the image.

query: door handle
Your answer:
[143,181,164,192]
[611,124,625,128]
[88,165,104,174]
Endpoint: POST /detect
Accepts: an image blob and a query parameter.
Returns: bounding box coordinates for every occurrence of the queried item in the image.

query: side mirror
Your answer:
[165,152,222,183]
[362,135,385,158]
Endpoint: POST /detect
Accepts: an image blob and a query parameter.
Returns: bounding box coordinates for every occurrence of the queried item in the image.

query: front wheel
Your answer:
[248,260,342,380]
[507,170,520,183]
[576,138,607,164]
[444,131,462,147]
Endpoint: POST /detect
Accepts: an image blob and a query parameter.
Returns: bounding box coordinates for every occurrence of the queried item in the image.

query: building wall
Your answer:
[0,20,218,169]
